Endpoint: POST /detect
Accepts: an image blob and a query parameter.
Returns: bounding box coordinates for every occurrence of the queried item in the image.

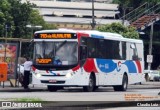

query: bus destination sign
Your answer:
[34,33,77,39]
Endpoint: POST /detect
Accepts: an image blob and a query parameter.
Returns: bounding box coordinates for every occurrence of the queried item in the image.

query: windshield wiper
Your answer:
[56,40,67,52]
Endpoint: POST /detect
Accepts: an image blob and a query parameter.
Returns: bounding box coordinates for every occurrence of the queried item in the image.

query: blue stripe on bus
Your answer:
[96,59,137,73]
[49,71,57,75]
[91,34,104,38]
[96,59,117,73]
[122,61,137,73]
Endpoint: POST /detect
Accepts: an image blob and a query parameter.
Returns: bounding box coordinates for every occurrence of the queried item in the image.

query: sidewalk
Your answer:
[0,81,47,92]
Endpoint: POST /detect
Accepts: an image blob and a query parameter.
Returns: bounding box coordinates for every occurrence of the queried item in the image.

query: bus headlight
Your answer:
[36,73,41,78]
[66,72,73,78]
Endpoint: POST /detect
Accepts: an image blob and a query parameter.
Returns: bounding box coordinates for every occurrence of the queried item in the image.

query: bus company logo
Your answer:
[99,64,109,69]
[116,61,122,72]
[2,102,11,108]
[99,64,104,68]
[49,71,57,75]
[105,64,109,69]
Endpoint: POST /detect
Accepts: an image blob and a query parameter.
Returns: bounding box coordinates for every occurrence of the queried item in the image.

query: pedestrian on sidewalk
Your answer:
[23,57,32,90]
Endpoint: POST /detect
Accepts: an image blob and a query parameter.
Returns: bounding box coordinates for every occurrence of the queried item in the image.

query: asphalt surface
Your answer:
[0,81,159,110]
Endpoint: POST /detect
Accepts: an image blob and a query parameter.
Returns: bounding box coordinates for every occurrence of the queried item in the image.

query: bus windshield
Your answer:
[34,41,78,66]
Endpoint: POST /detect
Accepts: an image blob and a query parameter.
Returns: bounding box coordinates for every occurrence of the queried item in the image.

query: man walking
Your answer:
[23,57,32,89]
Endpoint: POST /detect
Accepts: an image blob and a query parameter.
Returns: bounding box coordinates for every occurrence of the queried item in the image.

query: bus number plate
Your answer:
[49,79,57,83]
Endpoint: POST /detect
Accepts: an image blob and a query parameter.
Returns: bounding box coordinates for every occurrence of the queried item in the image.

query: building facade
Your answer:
[22,0,120,29]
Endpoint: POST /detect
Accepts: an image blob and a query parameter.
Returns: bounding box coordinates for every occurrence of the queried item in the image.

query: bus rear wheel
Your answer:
[83,75,95,92]
[113,74,128,91]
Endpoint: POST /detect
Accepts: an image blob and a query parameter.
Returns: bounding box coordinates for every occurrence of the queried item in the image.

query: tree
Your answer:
[113,0,160,10]
[29,9,57,30]
[113,0,160,21]
[26,9,57,38]
[43,23,57,30]
[1,0,57,38]
[97,23,139,39]
[8,0,35,38]
[113,0,133,18]
[0,0,14,37]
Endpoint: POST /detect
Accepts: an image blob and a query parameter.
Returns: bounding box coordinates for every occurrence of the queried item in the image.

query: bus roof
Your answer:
[80,30,143,43]
[35,29,143,43]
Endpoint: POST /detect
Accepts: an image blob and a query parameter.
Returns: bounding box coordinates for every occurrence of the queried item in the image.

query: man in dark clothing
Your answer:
[23,57,32,89]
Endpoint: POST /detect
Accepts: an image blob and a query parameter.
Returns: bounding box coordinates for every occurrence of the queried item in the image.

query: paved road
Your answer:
[0,82,160,110]
[0,82,159,109]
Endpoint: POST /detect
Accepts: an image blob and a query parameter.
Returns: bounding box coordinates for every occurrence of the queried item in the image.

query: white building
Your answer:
[22,0,121,29]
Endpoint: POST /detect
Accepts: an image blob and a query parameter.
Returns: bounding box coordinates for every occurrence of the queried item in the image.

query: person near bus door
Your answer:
[23,57,33,90]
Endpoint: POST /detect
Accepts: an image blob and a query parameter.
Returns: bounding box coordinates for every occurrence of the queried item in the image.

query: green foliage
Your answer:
[0,0,14,37]
[113,0,132,7]
[0,0,57,38]
[113,0,160,8]
[29,10,45,26]
[97,23,139,39]
[43,23,57,30]
[8,0,35,38]
[29,10,57,30]
[15,97,43,102]
[145,0,160,4]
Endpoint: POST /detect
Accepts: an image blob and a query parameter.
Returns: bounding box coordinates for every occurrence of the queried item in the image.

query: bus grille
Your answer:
[41,80,65,84]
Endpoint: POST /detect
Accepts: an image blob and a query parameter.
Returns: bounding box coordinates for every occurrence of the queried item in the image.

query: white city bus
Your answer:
[31,29,144,92]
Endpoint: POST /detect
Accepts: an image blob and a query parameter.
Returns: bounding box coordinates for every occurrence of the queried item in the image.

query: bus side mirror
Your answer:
[80,45,87,66]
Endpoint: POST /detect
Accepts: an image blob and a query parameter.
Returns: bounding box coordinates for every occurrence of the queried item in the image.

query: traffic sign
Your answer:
[147,55,153,63]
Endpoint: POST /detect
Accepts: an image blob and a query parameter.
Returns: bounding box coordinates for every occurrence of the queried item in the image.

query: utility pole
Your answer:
[91,0,96,29]
[122,7,126,25]
[4,25,8,62]
[147,22,153,70]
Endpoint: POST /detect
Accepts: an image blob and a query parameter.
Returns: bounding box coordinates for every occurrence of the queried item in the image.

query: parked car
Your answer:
[144,70,160,81]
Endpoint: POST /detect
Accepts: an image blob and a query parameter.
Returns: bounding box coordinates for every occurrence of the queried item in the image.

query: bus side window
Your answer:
[136,43,143,61]
[122,42,126,60]
[81,37,87,45]
[80,46,87,59]
[88,38,97,58]
[130,43,139,60]
[109,40,121,60]
[98,39,106,59]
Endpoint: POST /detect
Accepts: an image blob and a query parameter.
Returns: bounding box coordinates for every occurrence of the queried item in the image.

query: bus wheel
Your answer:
[145,74,149,82]
[113,74,128,91]
[83,75,95,92]
[93,86,99,91]
[47,86,58,92]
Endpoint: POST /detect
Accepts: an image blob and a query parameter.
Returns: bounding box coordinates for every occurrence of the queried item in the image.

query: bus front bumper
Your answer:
[31,73,89,86]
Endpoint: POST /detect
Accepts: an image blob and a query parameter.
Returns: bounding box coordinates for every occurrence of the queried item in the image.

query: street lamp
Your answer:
[147,22,154,70]
[26,24,42,57]
[26,25,42,29]
[26,25,42,39]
